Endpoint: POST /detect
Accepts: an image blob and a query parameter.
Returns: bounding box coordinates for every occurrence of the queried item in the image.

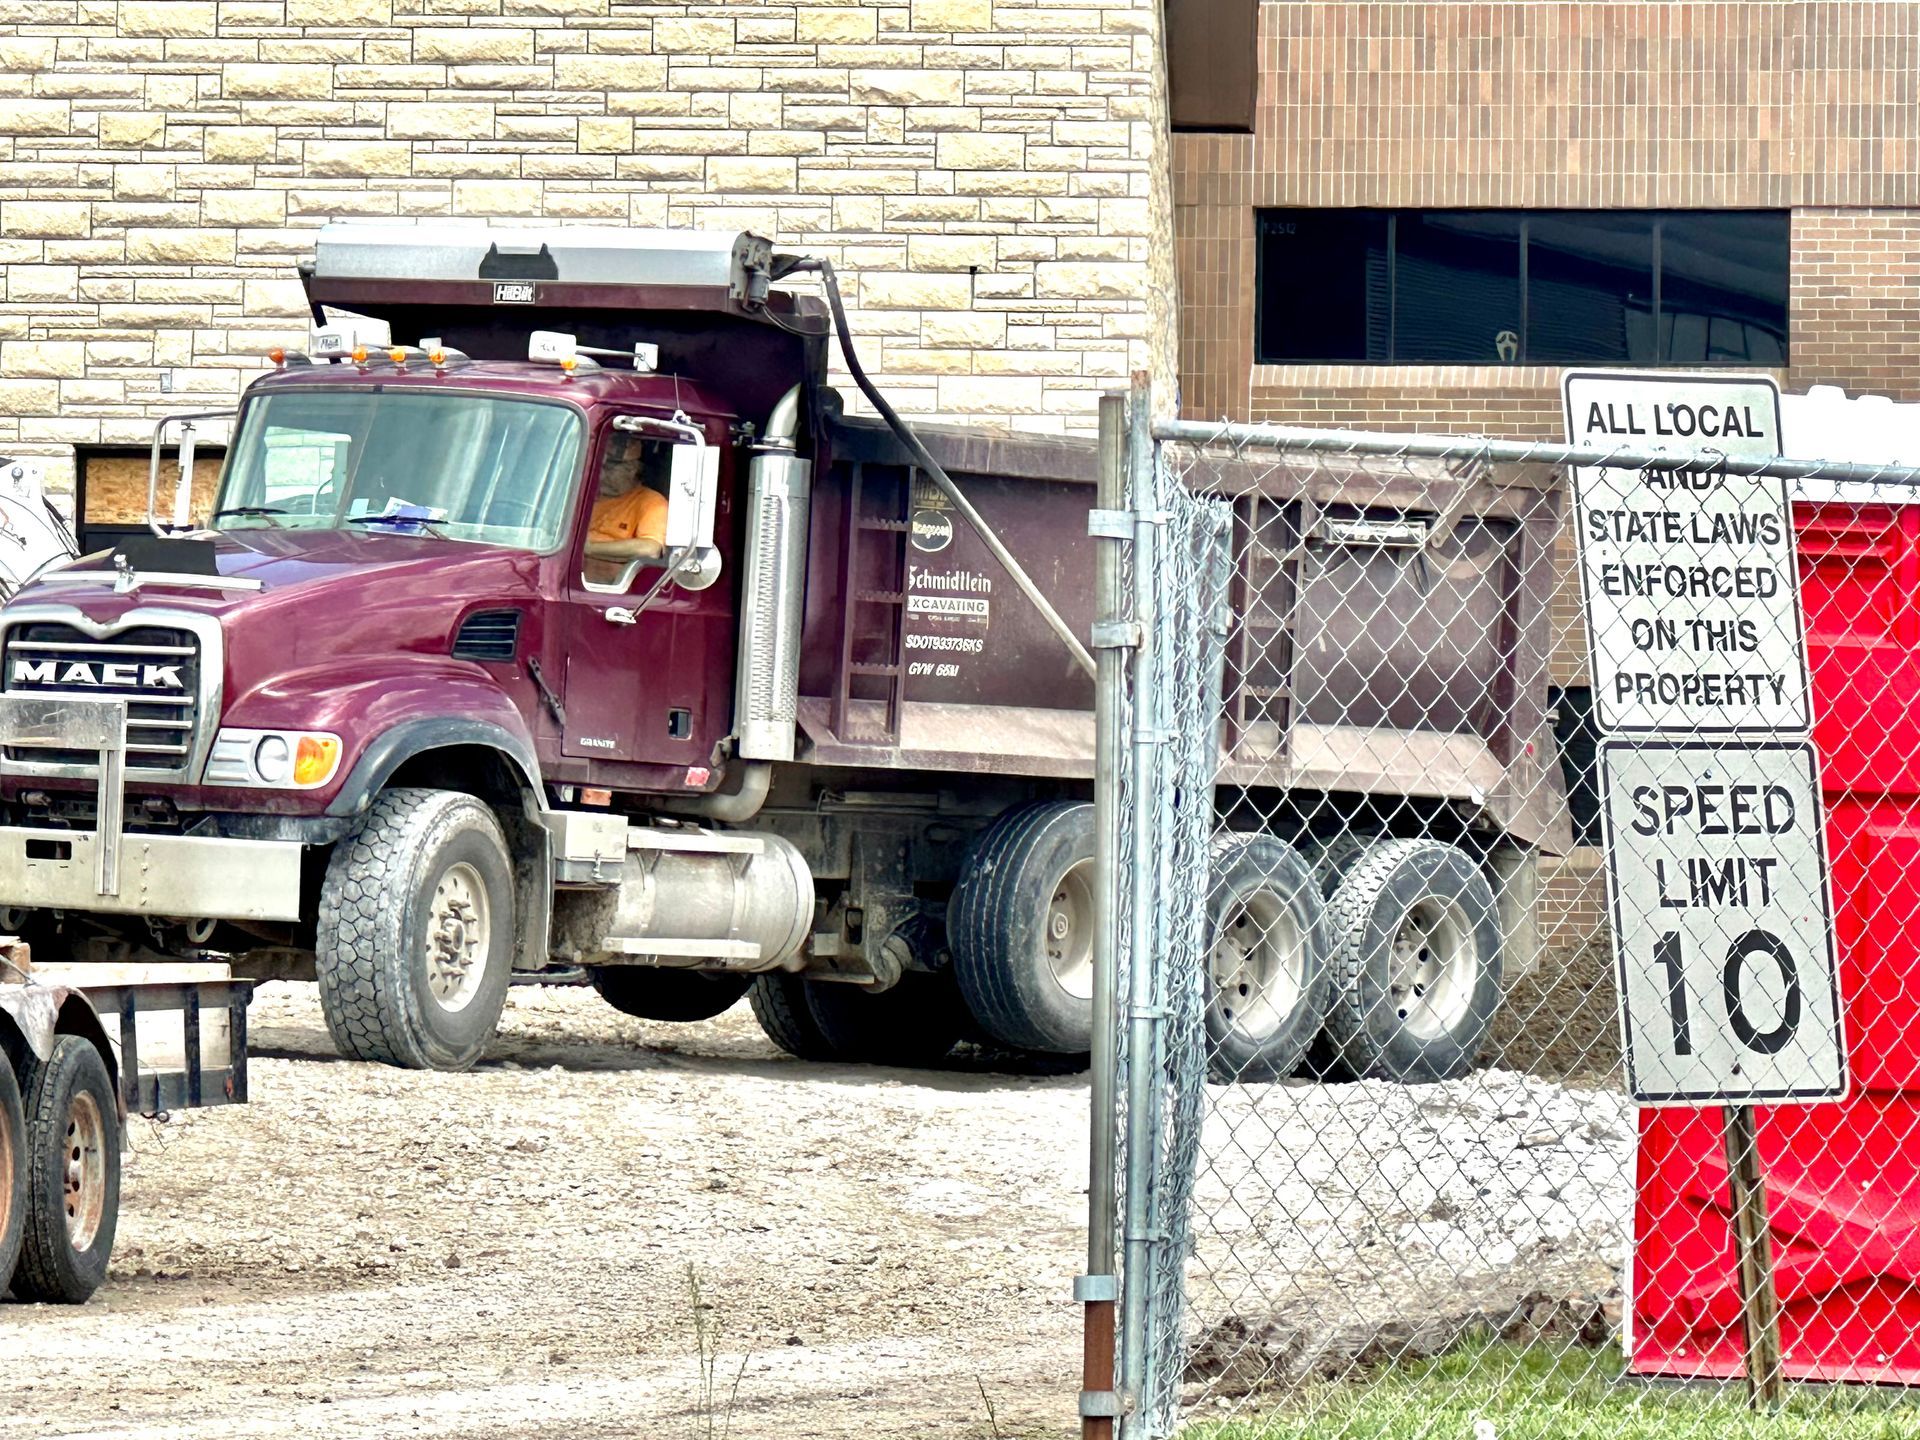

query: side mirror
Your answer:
[663,441,721,592]
[664,440,719,551]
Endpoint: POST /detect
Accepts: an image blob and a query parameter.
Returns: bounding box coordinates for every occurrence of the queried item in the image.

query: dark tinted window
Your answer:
[1527,213,1657,364]
[1254,209,1789,366]
[1393,213,1522,364]
[1659,213,1789,365]
[1255,211,1389,363]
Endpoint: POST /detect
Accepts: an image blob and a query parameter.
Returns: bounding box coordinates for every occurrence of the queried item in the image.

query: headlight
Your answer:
[253,734,291,784]
[205,729,343,789]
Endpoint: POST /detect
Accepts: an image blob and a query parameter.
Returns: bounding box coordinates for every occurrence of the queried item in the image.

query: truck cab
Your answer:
[0,226,830,1070]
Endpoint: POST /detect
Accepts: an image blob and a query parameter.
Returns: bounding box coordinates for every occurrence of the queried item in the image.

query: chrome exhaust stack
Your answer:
[734,384,811,763]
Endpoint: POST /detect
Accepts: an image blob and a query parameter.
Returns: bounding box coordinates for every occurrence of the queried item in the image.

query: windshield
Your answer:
[212,389,583,551]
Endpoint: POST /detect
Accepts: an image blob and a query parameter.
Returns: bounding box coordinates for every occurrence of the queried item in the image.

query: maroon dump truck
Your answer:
[0,226,1569,1080]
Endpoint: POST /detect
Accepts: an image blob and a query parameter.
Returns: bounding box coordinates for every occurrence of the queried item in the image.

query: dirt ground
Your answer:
[3,983,1091,1440]
[1,976,1633,1440]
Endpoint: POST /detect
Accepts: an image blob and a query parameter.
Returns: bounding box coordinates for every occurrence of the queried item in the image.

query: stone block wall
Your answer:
[0,0,1178,504]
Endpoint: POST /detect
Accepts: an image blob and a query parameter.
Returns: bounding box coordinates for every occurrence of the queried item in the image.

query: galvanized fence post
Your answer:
[1079,389,1129,1440]
[1118,371,1164,1425]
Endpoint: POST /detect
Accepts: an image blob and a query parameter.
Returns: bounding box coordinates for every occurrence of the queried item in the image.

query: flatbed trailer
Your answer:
[0,942,252,1302]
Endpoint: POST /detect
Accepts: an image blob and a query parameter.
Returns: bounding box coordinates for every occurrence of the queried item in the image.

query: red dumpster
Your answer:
[1631,499,1920,1382]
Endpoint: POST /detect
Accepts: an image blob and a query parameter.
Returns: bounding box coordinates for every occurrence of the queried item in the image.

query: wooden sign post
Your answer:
[1723,1104,1786,1408]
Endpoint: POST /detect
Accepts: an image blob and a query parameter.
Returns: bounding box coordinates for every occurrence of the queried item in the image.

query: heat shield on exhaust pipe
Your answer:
[735,446,810,762]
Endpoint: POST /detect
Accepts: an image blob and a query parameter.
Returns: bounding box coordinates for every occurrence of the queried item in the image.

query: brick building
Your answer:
[1167,1,1920,948]
[0,0,1176,539]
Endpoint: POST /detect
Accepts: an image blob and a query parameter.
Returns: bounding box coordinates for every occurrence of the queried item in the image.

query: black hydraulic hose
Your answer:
[790,258,1097,680]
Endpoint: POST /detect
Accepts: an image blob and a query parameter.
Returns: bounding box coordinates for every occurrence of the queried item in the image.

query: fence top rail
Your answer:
[1151,417,1920,490]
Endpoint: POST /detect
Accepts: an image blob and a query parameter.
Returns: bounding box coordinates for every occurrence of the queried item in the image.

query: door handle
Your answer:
[605,607,638,626]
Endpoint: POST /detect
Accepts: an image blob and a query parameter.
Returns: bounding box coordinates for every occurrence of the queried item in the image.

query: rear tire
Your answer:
[948,801,1097,1055]
[588,967,750,1023]
[0,1060,27,1292]
[11,1037,119,1304]
[1306,829,1372,895]
[804,971,966,1067]
[749,972,836,1060]
[1204,834,1333,1083]
[1320,839,1503,1083]
[316,787,516,1072]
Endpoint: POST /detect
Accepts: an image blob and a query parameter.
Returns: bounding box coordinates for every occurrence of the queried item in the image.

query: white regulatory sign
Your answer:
[1565,371,1810,736]
[1599,739,1846,1106]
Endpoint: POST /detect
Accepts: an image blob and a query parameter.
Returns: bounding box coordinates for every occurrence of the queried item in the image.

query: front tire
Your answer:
[317,787,516,1072]
[1319,839,1503,1083]
[948,801,1097,1055]
[589,967,750,1023]
[11,1037,120,1304]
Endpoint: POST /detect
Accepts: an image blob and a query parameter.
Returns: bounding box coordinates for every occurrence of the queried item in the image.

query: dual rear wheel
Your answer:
[906,801,1504,1084]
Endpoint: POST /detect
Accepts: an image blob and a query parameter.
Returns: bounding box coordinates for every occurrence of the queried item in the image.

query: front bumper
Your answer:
[0,825,302,921]
[0,691,302,922]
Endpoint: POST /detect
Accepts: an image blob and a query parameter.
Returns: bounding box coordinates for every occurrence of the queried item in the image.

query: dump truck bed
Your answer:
[800,417,1571,853]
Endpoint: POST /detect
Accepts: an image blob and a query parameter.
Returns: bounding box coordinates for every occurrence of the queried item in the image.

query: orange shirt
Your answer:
[589,486,668,545]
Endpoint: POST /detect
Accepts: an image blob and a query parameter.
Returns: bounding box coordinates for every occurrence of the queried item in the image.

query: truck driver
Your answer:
[586,431,668,574]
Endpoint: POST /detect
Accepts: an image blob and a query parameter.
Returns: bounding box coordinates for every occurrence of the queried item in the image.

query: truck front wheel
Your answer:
[317,787,516,1072]
[948,801,1096,1055]
[11,1036,120,1303]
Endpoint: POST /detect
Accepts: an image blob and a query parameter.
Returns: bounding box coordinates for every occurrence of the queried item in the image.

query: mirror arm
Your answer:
[147,408,237,538]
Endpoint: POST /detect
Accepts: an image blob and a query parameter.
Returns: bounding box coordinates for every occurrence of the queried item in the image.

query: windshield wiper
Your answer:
[211,505,286,526]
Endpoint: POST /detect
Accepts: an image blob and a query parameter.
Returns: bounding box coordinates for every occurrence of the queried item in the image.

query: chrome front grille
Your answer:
[2,622,201,772]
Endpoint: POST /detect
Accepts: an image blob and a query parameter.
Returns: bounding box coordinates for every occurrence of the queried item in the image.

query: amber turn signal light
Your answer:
[294,734,342,787]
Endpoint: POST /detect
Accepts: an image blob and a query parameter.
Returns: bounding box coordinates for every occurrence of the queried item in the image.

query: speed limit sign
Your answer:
[1599,739,1847,1105]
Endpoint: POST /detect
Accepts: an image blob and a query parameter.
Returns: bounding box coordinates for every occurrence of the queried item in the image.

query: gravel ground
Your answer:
[0,981,1633,1438]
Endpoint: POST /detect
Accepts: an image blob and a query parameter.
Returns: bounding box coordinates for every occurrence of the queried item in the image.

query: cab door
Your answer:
[556,413,736,774]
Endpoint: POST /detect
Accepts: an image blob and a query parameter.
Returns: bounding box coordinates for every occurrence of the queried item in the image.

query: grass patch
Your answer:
[1186,1339,1919,1440]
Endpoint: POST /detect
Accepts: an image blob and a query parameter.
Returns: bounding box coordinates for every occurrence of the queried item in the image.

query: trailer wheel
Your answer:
[803,971,966,1068]
[11,1037,119,1304]
[948,801,1096,1055]
[1204,834,1333,1083]
[1319,838,1503,1083]
[588,967,751,1023]
[0,1060,26,1291]
[317,787,516,1072]
[749,972,836,1060]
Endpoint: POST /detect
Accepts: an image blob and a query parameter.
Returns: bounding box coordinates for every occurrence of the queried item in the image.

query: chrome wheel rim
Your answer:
[62,1091,107,1252]
[1211,890,1305,1043]
[425,861,490,1013]
[1386,896,1477,1040]
[1043,859,1097,1002]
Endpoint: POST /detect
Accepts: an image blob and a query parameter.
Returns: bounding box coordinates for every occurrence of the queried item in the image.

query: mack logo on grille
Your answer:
[10,658,186,690]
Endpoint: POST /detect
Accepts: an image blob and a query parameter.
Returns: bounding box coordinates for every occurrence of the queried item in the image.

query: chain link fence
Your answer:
[1097,390,1920,1438]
